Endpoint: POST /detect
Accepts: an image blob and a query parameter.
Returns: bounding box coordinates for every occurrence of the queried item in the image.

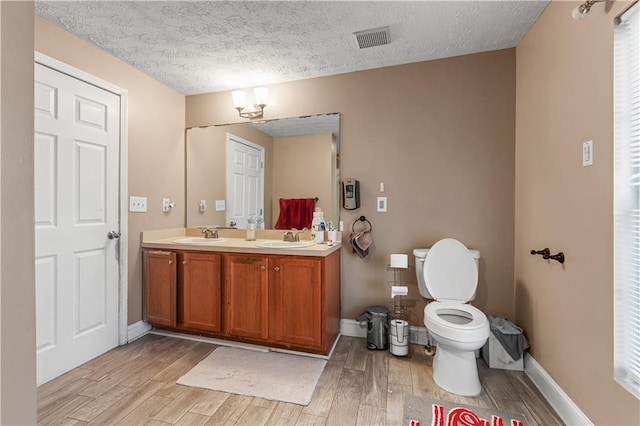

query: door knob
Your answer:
[107,231,121,240]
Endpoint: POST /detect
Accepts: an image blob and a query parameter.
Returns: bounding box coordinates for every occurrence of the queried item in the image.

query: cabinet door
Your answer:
[225,255,269,340]
[143,250,177,327]
[270,256,323,349]
[179,252,222,333]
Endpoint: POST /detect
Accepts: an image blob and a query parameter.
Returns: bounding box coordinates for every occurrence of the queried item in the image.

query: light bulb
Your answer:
[231,90,246,109]
[254,87,268,106]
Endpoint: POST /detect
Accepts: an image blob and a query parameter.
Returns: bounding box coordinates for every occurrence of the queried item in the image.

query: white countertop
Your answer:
[141,228,342,257]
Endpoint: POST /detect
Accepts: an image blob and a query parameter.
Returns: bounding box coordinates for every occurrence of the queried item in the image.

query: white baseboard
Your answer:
[339,319,367,338]
[127,320,152,342]
[524,353,592,425]
[339,319,429,346]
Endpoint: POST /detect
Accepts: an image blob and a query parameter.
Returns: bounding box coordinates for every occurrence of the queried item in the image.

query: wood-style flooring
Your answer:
[37,334,564,425]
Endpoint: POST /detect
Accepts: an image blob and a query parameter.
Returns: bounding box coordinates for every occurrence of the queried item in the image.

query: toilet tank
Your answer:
[413,247,480,300]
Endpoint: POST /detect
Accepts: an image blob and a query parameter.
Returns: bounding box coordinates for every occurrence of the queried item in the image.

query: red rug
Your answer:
[404,395,529,426]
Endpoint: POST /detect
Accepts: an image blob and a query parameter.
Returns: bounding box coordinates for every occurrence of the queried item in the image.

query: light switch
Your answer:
[129,196,147,212]
[215,200,226,211]
[583,140,593,167]
[377,197,387,212]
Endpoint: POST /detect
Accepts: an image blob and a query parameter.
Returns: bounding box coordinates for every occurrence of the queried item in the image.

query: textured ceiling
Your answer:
[248,113,339,139]
[35,1,549,96]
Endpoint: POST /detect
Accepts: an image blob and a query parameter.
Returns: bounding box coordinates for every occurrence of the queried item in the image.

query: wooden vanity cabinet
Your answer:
[178,251,222,333]
[225,251,340,353]
[144,247,341,355]
[143,250,177,327]
[269,256,323,349]
[224,255,270,340]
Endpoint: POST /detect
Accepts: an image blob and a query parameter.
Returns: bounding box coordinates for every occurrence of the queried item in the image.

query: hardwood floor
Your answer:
[37,334,564,425]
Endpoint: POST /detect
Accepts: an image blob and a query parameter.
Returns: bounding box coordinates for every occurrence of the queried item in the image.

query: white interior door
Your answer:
[35,63,121,385]
[226,134,264,228]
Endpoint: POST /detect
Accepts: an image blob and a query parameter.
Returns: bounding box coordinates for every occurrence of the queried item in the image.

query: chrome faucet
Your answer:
[283,228,308,242]
[200,227,219,239]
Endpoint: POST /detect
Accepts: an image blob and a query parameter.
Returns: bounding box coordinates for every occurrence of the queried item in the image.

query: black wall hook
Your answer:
[545,252,565,264]
[530,248,550,257]
[531,248,565,264]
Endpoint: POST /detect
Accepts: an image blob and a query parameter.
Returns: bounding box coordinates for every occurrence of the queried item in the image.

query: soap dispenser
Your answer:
[311,210,325,243]
[246,216,256,241]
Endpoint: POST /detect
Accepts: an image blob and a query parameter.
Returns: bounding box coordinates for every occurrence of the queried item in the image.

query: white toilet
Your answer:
[413,238,489,397]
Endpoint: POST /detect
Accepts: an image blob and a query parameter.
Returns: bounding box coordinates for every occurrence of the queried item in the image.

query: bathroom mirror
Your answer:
[186,113,340,230]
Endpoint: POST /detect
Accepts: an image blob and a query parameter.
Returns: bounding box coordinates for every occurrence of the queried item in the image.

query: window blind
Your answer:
[614,0,640,400]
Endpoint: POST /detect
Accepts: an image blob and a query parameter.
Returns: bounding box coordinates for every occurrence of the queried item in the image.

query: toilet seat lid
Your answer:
[424,238,477,302]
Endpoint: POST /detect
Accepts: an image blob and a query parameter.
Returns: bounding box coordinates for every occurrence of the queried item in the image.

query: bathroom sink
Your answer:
[172,237,228,244]
[255,241,315,249]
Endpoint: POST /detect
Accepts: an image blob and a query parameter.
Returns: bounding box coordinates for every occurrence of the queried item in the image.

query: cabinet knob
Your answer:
[274,266,280,272]
[182,260,188,265]
[168,260,174,265]
[260,265,266,271]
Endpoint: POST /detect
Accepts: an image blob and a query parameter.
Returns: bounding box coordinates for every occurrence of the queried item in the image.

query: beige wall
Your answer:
[272,133,333,226]
[515,1,639,424]
[34,16,186,324]
[187,49,517,324]
[16,5,638,422]
[186,125,274,228]
[0,1,37,423]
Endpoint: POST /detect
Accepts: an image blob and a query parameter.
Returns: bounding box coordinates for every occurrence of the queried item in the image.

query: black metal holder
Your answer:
[530,248,565,264]
[530,248,550,257]
[545,252,565,264]
[352,216,372,232]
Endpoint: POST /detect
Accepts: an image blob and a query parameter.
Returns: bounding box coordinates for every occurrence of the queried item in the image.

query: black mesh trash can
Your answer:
[356,306,390,350]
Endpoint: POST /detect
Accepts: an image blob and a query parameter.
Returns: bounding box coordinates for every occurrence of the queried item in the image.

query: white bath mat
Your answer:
[176,347,327,405]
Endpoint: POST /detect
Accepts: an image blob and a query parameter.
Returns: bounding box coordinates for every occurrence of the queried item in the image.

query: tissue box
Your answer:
[481,333,524,371]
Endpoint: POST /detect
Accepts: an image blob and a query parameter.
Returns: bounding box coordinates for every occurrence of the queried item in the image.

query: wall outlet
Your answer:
[162,198,173,213]
[129,196,147,212]
[199,200,207,212]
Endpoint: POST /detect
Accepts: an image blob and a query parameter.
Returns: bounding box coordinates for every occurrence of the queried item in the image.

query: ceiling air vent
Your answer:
[353,26,390,49]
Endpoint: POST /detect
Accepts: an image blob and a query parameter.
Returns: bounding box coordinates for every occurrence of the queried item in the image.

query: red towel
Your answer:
[275,198,315,230]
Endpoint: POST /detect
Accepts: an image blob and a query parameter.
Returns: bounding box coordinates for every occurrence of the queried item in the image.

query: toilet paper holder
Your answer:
[530,247,565,264]
[530,248,550,257]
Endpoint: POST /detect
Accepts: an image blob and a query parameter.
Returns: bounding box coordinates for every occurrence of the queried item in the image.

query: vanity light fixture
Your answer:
[231,87,268,119]
[571,0,603,20]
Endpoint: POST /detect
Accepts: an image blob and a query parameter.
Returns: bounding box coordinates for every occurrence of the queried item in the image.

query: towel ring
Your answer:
[352,216,372,232]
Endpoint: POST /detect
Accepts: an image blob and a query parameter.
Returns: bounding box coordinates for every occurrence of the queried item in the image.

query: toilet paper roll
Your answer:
[390,254,408,268]
[391,286,408,298]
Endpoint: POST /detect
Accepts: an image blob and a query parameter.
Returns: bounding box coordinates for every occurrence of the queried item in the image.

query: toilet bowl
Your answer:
[413,238,489,397]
